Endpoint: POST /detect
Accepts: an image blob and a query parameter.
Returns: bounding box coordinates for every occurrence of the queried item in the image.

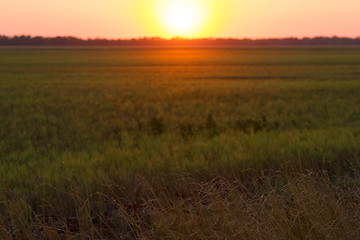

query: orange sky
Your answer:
[1,0,359,39]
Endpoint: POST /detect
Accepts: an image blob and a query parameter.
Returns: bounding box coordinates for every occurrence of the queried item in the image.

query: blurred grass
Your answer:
[0,47,360,239]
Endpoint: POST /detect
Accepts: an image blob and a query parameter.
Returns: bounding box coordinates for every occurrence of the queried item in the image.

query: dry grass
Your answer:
[1,166,360,239]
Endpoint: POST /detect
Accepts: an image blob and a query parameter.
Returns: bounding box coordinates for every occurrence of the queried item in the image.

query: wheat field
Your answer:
[0,47,360,239]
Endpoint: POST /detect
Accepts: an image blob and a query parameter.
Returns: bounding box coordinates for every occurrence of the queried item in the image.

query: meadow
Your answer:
[0,47,360,239]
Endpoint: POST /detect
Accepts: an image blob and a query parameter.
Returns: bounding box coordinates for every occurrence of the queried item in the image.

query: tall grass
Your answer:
[1,167,360,239]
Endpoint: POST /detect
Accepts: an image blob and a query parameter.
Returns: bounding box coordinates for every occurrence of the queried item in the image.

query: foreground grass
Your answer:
[0,47,360,238]
[1,167,360,239]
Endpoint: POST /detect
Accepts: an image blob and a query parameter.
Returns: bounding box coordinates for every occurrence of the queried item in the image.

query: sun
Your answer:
[156,0,207,38]
[168,4,195,31]
[136,0,231,38]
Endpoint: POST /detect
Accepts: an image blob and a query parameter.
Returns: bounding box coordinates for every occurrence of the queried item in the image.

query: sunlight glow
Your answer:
[135,0,231,39]
[167,4,196,31]
[157,0,207,37]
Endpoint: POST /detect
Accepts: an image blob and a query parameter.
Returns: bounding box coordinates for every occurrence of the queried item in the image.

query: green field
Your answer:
[1,48,360,239]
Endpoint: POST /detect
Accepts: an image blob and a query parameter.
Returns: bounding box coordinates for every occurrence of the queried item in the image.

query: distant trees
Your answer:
[0,35,359,47]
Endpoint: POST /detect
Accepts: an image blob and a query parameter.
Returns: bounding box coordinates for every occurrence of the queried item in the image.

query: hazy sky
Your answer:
[1,0,359,38]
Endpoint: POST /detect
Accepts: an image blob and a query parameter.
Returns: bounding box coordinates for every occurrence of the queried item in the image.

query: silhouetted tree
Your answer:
[0,35,359,47]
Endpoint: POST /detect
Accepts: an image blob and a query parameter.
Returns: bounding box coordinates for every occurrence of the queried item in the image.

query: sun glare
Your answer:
[168,4,195,31]
[137,0,229,38]
[157,0,207,38]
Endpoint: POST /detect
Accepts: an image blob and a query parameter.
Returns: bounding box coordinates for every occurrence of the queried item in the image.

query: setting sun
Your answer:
[134,0,231,38]
[156,0,207,37]
[167,4,196,32]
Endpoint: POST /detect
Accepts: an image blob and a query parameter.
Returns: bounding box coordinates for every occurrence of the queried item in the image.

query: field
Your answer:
[1,47,360,239]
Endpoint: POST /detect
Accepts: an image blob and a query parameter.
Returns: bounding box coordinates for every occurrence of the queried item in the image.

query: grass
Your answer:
[0,47,360,239]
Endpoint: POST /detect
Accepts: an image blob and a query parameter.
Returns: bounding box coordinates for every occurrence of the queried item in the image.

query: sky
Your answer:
[0,0,359,39]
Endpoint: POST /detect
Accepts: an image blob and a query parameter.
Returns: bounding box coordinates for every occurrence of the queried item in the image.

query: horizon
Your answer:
[2,35,360,48]
[2,35,360,41]
[1,0,359,39]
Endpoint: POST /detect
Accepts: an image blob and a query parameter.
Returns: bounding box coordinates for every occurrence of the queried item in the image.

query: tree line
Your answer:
[0,35,359,47]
